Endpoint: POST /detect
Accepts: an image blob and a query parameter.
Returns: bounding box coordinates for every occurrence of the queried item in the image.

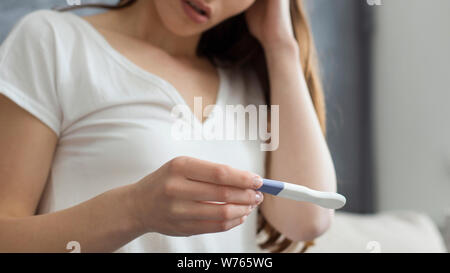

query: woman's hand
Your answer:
[245,0,298,51]
[130,156,264,236]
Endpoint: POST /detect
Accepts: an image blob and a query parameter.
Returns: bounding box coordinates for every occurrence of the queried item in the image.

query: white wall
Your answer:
[373,0,450,227]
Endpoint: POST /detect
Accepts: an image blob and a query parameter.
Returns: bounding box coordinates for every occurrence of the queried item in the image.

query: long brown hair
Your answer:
[57,0,325,253]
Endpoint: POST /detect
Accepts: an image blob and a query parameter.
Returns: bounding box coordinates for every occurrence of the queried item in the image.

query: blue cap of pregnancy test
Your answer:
[258,179,285,195]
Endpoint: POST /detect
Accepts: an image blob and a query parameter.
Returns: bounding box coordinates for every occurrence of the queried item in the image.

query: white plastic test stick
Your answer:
[258,179,347,209]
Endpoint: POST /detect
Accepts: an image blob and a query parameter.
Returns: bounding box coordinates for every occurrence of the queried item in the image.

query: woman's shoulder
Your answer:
[5,10,81,47]
[10,9,68,36]
[1,9,94,65]
[1,10,56,61]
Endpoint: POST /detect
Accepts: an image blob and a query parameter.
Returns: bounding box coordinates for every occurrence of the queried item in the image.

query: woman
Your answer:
[0,0,337,253]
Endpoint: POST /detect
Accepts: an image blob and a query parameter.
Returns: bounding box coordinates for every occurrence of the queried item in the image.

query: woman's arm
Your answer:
[0,95,261,252]
[246,0,337,242]
[262,44,336,242]
[0,186,142,253]
[0,95,143,252]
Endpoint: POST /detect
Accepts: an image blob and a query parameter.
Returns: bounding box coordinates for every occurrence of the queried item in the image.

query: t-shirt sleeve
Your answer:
[0,10,62,136]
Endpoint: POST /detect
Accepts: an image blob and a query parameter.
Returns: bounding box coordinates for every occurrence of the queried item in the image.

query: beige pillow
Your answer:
[301,211,447,253]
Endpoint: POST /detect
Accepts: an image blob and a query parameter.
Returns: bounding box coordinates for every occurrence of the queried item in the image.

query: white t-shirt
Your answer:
[0,10,268,252]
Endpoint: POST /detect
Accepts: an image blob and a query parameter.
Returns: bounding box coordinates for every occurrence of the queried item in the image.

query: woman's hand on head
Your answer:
[245,0,298,51]
[130,156,264,237]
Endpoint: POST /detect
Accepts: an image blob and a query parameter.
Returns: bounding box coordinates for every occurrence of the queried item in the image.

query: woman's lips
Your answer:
[181,0,211,24]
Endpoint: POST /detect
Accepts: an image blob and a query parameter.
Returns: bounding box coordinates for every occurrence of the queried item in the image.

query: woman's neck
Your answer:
[105,0,201,58]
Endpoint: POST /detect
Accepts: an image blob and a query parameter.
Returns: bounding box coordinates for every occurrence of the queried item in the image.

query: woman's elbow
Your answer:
[287,208,334,242]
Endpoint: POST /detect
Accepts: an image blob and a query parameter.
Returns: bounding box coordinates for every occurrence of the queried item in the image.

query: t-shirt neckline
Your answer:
[63,10,227,127]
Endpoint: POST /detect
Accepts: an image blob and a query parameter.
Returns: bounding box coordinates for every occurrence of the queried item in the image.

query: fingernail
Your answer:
[255,191,263,202]
[253,176,263,189]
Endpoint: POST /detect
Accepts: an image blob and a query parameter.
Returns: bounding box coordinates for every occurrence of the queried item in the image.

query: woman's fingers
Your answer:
[173,179,263,205]
[168,156,262,190]
[136,156,263,237]
[171,200,254,221]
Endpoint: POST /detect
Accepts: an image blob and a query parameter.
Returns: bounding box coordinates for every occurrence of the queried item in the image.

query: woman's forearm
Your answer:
[0,184,144,253]
[265,45,336,192]
[261,43,337,241]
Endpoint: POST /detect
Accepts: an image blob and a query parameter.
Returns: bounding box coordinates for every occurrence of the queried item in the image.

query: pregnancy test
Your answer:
[257,179,346,209]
